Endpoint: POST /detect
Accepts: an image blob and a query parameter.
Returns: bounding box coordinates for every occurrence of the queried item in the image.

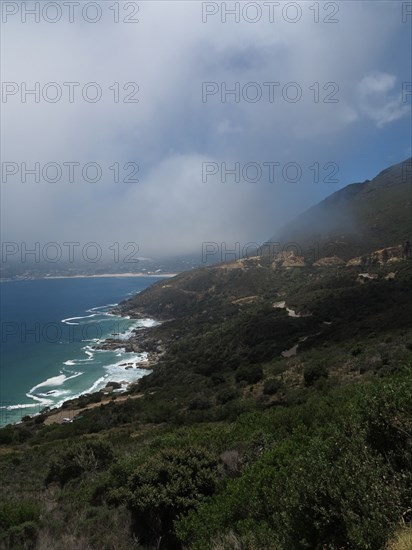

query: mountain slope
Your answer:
[265,157,412,261]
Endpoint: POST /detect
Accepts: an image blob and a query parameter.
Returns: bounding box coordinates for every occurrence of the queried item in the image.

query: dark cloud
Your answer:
[1,1,410,259]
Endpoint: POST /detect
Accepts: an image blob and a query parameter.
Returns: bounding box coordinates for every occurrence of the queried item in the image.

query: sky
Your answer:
[1,0,411,263]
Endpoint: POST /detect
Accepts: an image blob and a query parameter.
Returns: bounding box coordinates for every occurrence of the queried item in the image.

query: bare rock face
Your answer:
[313,256,345,267]
[106,381,122,389]
[357,273,379,284]
[346,256,363,267]
[347,245,403,267]
[272,251,306,269]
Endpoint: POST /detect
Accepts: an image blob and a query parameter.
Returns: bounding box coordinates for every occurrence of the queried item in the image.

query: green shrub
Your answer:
[351,345,363,356]
[0,501,40,549]
[303,363,328,387]
[210,373,225,386]
[45,439,114,486]
[0,425,14,444]
[263,378,283,395]
[7,521,39,549]
[0,501,40,531]
[128,447,218,548]
[189,396,211,410]
[178,425,396,550]
[235,364,263,384]
[217,387,240,404]
[34,414,46,425]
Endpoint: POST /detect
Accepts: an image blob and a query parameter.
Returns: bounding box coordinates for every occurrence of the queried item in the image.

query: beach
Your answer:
[43,273,177,279]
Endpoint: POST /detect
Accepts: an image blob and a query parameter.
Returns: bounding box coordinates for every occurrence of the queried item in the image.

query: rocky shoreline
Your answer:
[93,325,167,371]
[37,309,168,424]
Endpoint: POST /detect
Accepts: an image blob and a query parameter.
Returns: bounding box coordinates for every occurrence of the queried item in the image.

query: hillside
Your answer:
[0,159,411,550]
[266,157,412,261]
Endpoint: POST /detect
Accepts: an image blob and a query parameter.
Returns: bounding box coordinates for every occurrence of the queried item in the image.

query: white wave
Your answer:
[17,352,151,416]
[0,403,40,410]
[25,393,54,406]
[110,318,158,341]
[81,338,105,345]
[139,318,159,327]
[29,372,83,393]
[63,346,95,367]
[38,389,70,398]
[86,303,117,313]
[90,346,126,356]
[116,328,136,341]
[53,376,109,408]
[104,361,150,384]
[30,374,67,390]
[84,376,108,394]
[73,353,149,396]
[63,358,93,365]
[61,313,102,325]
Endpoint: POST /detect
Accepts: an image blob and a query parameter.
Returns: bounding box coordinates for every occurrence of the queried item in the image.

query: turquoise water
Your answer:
[0,277,161,426]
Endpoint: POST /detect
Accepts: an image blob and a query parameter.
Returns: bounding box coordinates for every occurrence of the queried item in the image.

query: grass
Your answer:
[387,526,412,550]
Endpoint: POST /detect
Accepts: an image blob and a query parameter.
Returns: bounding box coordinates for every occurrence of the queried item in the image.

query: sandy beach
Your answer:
[43,273,177,279]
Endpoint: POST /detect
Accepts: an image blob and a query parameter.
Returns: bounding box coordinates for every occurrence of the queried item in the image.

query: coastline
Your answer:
[37,316,165,424]
[0,273,177,283]
[43,273,177,279]
[1,278,167,427]
[4,321,163,426]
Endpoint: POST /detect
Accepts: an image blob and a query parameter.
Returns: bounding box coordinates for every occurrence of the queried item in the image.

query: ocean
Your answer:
[0,276,162,427]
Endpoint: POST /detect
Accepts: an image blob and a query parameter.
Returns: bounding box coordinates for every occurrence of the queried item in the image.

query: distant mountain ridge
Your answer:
[265,157,412,262]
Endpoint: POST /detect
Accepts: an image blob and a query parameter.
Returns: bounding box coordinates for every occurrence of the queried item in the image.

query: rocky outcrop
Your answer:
[106,381,122,389]
[273,251,306,268]
[357,273,378,284]
[347,245,404,267]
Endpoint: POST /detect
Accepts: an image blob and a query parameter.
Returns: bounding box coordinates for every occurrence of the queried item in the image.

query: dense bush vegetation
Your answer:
[263,377,283,395]
[177,369,412,549]
[127,448,218,548]
[0,501,40,549]
[235,363,263,384]
[45,439,114,486]
[303,362,329,386]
